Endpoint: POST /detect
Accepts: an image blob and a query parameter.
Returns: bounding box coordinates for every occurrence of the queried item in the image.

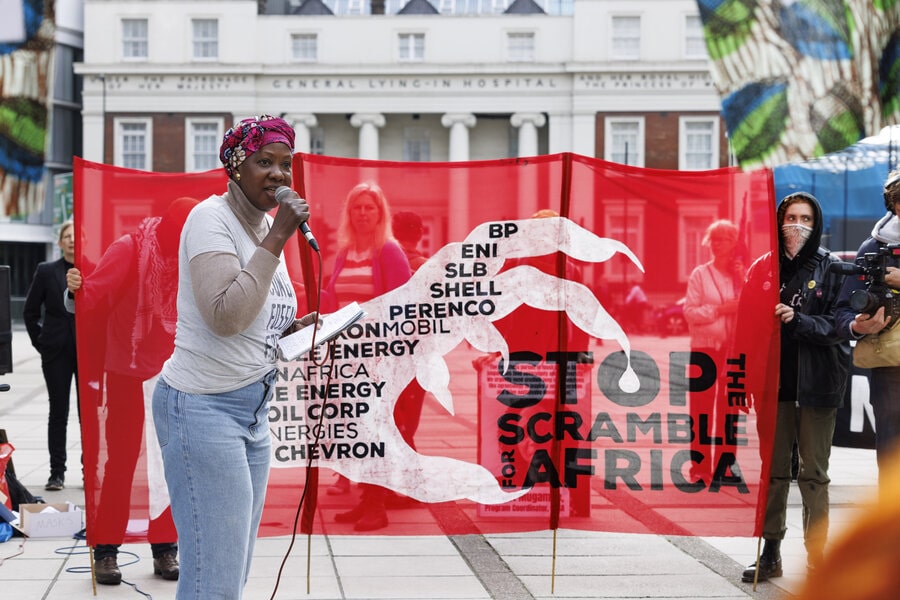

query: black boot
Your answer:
[741,539,783,583]
[335,502,365,523]
[354,490,388,532]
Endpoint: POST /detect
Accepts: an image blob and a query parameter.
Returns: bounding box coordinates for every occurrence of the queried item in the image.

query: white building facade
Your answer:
[76,0,729,173]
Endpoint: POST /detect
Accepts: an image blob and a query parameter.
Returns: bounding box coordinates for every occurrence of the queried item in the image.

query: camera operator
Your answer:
[835,170,900,484]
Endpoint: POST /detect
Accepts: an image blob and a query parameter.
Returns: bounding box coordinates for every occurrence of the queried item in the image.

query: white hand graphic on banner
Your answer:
[273,217,644,506]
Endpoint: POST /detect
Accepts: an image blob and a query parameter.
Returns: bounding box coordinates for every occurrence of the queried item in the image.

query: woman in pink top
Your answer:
[323,180,412,531]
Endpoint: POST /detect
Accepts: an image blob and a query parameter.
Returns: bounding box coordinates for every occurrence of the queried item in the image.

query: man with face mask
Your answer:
[740,192,851,584]
[835,170,900,483]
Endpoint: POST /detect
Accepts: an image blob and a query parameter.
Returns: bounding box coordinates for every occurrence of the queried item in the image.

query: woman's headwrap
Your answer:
[219,115,295,180]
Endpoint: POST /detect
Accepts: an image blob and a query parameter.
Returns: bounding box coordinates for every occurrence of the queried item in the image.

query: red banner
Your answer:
[73,153,778,545]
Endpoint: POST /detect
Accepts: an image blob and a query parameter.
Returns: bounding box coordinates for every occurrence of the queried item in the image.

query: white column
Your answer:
[510,113,546,218]
[82,114,105,163]
[285,113,318,154]
[440,113,477,161]
[350,113,386,160]
[510,112,546,158]
[440,113,477,242]
[570,112,597,158]
[546,113,572,156]
[566,113,597,258]
[81,75,106,163]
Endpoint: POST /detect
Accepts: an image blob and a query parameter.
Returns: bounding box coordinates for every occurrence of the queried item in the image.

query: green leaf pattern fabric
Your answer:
[699,0,900,168]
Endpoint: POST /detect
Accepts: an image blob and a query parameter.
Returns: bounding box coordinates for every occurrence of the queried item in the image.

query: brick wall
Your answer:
[103,113,233,172]
[151,114,186,172]
[594,112,730,169]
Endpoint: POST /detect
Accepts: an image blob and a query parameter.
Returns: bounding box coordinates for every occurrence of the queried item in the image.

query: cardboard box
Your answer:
[15,502,83,538]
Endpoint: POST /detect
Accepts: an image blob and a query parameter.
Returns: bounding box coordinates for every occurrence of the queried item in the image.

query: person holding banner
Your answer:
[391,210,430,448]
[392,210,428,272]
[152,115,316,599]
[684,219,743,349]
[65,198,198,584]
[23,220,78,493]
[740,192,850,583]
[834,169,900,483]
[683,219,744,482]
[322,180,411,309]
[324,180,412,531]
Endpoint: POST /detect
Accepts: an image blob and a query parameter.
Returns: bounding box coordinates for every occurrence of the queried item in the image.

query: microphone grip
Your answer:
[300,222,320,252]
[275,185,319,251]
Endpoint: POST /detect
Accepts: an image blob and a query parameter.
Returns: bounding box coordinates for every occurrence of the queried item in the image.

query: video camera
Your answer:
[830,243,900,327]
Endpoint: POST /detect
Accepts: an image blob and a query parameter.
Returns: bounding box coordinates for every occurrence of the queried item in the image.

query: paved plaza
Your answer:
[0,325,879,599]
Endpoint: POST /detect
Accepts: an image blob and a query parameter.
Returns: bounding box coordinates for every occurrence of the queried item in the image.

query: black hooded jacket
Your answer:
[746,193,850,407]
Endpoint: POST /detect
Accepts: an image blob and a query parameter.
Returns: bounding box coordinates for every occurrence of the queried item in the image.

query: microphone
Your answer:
[275,186,319,252]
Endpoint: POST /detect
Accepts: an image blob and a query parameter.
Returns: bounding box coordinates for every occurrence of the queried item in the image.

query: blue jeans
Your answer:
[152,371,275,600]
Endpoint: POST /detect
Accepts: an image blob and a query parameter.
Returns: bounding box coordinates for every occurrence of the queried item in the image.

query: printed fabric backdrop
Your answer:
[0,0,54,217]
[698,0,900,169]
[73,153,778,546]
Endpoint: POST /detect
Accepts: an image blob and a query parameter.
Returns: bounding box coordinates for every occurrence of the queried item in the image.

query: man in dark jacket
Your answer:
[834,169,900,483]
[741,192,850,583]
[23,221,78,491]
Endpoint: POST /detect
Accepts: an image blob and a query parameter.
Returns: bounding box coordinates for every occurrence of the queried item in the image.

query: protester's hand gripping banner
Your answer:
[73,153,778,545]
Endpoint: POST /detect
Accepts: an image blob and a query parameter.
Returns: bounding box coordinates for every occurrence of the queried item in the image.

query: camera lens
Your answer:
[850,289,881,314]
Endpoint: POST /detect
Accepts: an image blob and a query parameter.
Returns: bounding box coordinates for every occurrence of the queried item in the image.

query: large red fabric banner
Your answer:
[73,153,778,546]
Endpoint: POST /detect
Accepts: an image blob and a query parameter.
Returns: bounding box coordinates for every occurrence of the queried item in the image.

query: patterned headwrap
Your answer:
[219,115,295,180]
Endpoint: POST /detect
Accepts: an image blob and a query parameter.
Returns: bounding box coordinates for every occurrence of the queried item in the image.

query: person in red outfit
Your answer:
[65,198,199,584]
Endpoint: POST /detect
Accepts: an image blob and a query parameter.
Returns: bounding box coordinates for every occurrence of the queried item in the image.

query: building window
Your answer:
[52,44,78,103]
[291,33,318,62]
[122,18,148,60]
[507,32,535,62]
[605,118,644,167]
[403,126,431,161]
[115,118,152,171]
[186,118,223,172]
[611,16,640,60]
[678,203,717,282]
[50,104,79,165]
[329,0,366,14]
[602,200,645,280]
[310,127,325,155]
[398,33,425,62]
[192,18,218,60]
[680,117,719,170]
[47,42,82,233]
[684,14,706,59]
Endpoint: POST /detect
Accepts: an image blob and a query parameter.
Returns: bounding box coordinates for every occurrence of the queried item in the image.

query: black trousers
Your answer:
[42,348,79,479]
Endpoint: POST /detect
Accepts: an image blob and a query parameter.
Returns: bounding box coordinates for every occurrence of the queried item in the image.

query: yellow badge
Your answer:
[807,280,816,289]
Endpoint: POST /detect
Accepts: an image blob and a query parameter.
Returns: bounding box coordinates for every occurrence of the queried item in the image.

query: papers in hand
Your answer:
[278,302,366,361]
